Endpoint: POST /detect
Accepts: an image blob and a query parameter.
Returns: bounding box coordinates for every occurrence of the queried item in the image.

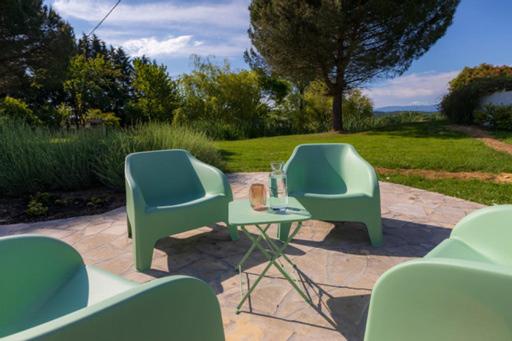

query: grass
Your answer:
[0,122,221,195]
[2,119,511,206]
[216,121,512,173]
[385,174,512,205]
[216,121,512,205]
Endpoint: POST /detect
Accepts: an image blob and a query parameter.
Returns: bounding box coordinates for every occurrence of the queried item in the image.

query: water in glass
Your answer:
[268,161,288,211]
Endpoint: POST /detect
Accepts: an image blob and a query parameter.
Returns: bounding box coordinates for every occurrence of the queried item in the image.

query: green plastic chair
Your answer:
[365,205,512,341]
[0,235,225,341]
[282,144,383,246]
[125,149,235,271]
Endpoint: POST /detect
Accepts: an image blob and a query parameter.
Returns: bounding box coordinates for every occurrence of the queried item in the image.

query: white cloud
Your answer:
[52,0,249,29]
[363,71,459,107]
[51,0,251,62]
[120,34,248,58]
[122,35,197,57]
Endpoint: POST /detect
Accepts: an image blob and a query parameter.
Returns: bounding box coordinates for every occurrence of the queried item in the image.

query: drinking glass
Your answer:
[249,183,267,211]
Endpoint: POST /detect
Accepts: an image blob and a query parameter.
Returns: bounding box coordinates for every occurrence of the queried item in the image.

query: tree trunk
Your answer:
[332,89,343,131]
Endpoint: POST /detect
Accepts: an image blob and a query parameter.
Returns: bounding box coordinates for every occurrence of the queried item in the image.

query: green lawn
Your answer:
[216,121,512,205]
[216,122,512,173]
[384,174,512,206]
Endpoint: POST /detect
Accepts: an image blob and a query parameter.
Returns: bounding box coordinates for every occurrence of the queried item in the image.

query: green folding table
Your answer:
[229,197,312,314]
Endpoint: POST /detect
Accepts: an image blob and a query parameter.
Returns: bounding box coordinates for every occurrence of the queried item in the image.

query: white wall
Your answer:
[480,90,512,107]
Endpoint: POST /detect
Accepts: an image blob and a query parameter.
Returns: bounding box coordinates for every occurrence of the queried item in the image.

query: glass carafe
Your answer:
[268,161,288,211]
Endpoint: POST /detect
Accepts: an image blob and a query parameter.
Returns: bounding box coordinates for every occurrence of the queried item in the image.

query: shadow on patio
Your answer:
[139,216,450,340]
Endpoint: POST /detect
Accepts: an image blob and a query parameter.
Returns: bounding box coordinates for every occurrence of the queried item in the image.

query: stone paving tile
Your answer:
[0,172,485,341]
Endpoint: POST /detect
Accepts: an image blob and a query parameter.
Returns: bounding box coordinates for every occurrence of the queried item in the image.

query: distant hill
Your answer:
[374,105,438,113]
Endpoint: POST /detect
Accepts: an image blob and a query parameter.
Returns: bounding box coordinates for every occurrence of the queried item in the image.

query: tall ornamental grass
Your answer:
[0,121,222,195]
[95,123,223,189]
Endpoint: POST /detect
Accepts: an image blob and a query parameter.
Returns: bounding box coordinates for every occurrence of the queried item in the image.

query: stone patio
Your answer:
[0,173,484,340]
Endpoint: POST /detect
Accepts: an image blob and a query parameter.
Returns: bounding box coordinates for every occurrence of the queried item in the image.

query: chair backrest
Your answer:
[285,144,350,194]
[125,150,205,206]
[0,235,84,337]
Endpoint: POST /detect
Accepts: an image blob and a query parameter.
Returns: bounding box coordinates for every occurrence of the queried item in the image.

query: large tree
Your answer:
[126,57,179,123]
[64,54,121,127]
[76,35,134,122]
[249,0,459,130]
[0,0,75,101]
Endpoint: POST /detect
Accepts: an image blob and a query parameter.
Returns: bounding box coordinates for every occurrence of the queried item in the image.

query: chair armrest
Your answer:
[0,235,84,332]
[124,162,147,224]
[11,276,225,341]
[365,259,512,341]
[192,157,233,200]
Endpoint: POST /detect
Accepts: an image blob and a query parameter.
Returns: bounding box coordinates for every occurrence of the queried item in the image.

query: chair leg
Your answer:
[365,214,383,247]
[127,217,132,239]
[277,222,291,242]
[229,225,239,241]
[133,234,155,272]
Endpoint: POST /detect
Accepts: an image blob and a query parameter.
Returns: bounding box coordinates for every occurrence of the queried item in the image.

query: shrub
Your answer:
[475,104,512,130]
[0,96,42,125]
[449,64,512,91]
[175,56,269,139]
[25,192,51,217]
[85,108,121,127]
[441,64,512,124]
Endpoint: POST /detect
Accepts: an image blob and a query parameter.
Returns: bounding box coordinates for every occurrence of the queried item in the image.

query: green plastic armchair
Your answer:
[0,235,225,341]
[125,149,236,271]
[282,144,382,246]
[365,205,512,341]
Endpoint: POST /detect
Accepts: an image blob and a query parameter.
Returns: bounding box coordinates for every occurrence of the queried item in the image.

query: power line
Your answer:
[87,0,122,37]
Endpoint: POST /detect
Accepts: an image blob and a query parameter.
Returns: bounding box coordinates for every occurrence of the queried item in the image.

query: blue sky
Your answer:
[48,0,512,107]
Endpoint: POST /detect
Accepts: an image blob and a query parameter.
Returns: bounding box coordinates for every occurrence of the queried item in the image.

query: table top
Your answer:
[228,197,311,226]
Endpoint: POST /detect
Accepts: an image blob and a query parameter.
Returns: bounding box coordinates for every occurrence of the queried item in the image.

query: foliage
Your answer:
[244,48,292,104]
[441,67,512,124]
[76,35,134,122]
[85,109,121,127]
[64,54,122,127]
[475,104,512,130]
[449,64,512,91]
[55,103,74,127]
[127,57,179,123]
[0,96,42,125]
[0,121,101,194]
[343,90,373,121]
[0,121,221,195]
[25,192,51,216]
[174,56,269,139]
[301,81,332,132]
[0,0,75,104]
[248,0,459,130]
[95,123,222,189]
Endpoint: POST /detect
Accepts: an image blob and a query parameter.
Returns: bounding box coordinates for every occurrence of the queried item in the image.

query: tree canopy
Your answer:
[249,0,460,130]
[0,0,75,101]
